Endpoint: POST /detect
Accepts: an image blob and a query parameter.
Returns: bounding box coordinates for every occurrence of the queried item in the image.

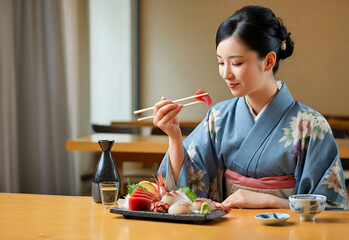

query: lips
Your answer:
[228,83,239,89]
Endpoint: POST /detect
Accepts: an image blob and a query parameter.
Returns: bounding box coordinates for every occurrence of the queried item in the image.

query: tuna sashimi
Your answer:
[194,89,212,107]
[129,196,155,211]
[131,192,157,201]
[128,187,157,211]
[132,187,157,200]
[132,187,154,196]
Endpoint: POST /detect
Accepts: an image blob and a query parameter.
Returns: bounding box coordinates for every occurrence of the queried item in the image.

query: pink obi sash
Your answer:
[224,169,296,189]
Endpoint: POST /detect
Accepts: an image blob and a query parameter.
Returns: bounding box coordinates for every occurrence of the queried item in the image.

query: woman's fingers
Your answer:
[154,99,172,115]
[156,104,183,125]
[221,197,238,208]
[153,95,183,124]
[154,102,178,119]
[152,96,183,137]
[221,189,252,208]
[221,189,284,209]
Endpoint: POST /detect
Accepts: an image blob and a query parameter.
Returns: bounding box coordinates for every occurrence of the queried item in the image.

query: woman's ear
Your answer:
[264,51,276,72]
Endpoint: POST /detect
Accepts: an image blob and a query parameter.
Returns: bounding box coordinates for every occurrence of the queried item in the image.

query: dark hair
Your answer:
[216,5,294,73]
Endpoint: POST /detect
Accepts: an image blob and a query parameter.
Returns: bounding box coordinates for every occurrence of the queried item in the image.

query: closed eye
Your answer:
[232,63,242,66]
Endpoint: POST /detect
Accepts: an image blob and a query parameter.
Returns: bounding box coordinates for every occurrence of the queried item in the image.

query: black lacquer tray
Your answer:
[110,207,229,224]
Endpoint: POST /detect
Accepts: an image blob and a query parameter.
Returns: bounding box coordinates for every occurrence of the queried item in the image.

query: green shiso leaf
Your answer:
[127,178,146,195]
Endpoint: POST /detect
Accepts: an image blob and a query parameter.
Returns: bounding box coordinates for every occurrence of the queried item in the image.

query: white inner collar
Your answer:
[245,81,283,122]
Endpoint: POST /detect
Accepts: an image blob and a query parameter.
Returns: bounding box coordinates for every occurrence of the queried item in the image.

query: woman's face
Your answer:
[216,36,270,98]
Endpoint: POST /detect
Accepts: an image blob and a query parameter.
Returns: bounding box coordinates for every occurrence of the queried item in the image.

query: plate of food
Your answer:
[110,208,229,224]
[110,178,230,224]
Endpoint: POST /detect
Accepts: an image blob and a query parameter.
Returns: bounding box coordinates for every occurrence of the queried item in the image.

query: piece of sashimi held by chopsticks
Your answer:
[193,89,212,107]
[134,89,212,121]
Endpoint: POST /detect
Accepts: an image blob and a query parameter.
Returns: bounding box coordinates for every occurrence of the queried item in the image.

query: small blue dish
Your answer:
[255,213,290,226]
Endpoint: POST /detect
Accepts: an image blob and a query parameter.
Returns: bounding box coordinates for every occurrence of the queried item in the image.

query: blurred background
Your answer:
[1,0,348,196]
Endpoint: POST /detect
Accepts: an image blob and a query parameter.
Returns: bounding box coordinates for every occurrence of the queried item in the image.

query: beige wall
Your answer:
[140,0,349,121]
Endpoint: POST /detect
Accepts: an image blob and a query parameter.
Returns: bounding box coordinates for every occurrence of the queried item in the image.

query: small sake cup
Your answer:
[289,194,326,221]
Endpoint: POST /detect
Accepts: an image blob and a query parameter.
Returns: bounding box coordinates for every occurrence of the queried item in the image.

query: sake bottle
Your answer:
[92,140,121,203]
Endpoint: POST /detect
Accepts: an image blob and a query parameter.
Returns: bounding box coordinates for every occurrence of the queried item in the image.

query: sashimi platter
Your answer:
[111,175,230,224]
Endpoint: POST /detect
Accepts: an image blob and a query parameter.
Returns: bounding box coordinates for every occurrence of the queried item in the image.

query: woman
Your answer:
[152,5,348,209]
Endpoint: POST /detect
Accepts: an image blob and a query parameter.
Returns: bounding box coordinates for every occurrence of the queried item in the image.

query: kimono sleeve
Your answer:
[160,107,225,202]
[293,111,349,210]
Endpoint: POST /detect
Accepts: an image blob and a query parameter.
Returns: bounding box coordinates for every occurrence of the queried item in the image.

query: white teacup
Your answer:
[289,194,327,221]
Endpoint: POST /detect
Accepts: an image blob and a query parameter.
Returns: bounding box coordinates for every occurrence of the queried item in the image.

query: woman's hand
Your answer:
[218,189,289,209]
[153,97,183,138]
[153,97,185,183]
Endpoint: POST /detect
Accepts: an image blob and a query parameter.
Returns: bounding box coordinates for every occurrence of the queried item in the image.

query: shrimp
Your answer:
[213,202,231,212]
[152,164,168,200]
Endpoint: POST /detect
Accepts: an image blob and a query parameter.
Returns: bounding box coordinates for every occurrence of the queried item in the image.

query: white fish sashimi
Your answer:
[161,189,193,205]
[168,201,196,214]
[192,198,216,211]
[161,192,177,205]
[175,189,193,204]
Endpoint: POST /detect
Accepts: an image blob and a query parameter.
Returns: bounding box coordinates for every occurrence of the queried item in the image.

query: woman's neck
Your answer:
[245,80,279,115]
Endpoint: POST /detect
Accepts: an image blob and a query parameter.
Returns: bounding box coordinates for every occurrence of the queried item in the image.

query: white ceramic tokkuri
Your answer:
[289,194,327,221]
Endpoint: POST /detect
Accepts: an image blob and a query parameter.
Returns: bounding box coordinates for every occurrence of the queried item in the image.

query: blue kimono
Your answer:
[160,82,349,210]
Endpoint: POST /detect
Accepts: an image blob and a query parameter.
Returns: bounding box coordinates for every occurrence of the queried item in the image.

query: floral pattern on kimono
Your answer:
[278,108,348,209]
[279,109,331,153]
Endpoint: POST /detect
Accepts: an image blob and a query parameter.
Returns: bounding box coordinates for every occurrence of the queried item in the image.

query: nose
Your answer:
[222,65,234,79]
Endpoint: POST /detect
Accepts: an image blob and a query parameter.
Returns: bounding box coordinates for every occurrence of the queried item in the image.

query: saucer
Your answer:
[255,213,290,226]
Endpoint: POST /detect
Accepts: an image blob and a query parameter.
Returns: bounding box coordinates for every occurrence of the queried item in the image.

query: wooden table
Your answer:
[325,115,349,130]
[66,133,349,159]
[0,193,348,240]
[66,133,169,154]
[337,139,349,159]
[66,132,172,166]
[66,133,169,172]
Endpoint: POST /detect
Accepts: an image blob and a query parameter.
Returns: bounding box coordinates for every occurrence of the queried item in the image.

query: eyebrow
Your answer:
[216,54,243,59]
